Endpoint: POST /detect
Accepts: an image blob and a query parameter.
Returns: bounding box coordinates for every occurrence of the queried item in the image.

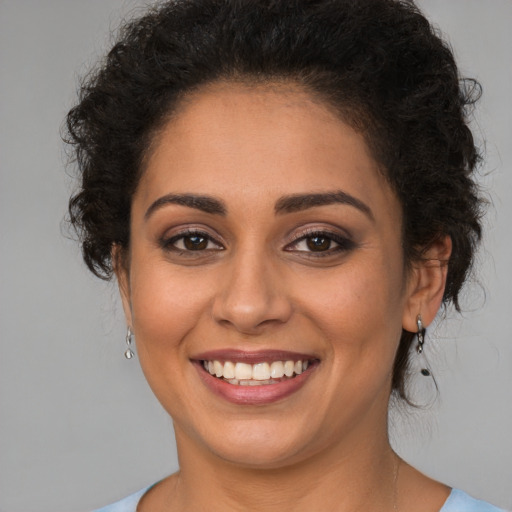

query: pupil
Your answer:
[307,236,331,251]
[184,235,207,250]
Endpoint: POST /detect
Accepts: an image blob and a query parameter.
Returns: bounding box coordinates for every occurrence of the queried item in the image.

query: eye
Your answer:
[303,235,334,252]
[163,230,223,252]
[286,230,355,256]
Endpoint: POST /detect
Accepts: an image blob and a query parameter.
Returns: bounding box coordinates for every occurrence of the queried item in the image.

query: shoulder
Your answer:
[91,486,508,512]
[92,487,150,512]
[441,489,508,512]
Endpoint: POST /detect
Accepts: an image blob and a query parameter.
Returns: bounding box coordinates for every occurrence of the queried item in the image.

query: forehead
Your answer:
[136,82,397,217]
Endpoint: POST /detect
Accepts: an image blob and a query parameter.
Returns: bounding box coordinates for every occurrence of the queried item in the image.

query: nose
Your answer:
[211,247,293,335]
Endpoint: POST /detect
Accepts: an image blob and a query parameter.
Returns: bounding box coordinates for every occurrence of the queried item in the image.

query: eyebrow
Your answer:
[144,190,373,221]
[144,193,227,220]
[274,190,374,220]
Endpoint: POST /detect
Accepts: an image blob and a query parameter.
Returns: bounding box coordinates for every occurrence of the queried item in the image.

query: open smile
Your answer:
[192,350,319,405]
[202,359,311,385]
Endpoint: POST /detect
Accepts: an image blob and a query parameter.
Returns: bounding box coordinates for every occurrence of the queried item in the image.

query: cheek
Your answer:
[297,260,406,418]
[293,255,406,357]
[127,262,217,411]
[129,261,212,357]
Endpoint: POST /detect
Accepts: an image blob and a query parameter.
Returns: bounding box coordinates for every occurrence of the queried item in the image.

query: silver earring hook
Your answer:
[124,326,135,359]
[416,315,430,377]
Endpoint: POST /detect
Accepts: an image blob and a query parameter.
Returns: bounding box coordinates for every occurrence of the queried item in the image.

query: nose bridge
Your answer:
[212,238,291,333]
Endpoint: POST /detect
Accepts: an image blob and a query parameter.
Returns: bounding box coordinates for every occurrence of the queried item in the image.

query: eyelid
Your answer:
[160,227,225,252]
[284,227,355,254]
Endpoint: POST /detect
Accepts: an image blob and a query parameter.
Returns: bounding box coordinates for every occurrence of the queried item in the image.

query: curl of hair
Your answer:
[65,0,484,401]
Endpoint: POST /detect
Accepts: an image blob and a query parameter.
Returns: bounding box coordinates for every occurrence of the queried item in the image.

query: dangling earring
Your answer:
[416,315,430,377]
[124,326,135,359]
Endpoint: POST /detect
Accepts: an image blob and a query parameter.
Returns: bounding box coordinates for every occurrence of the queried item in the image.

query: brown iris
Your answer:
[184,235,208,250]
[306,236,332,252]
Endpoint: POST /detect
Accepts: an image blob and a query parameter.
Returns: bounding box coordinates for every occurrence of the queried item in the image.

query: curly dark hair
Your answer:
[65,0,484,401]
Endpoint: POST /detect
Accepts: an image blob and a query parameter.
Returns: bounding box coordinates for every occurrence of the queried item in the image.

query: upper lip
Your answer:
[191,349,318,364]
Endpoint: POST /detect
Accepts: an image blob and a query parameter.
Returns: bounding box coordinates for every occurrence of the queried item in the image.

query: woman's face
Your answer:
[119,83,417,467]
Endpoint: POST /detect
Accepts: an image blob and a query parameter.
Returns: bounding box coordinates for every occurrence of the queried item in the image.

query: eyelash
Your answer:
[161,228,355,258]
[161,229,224,255]
[285,229,355,257]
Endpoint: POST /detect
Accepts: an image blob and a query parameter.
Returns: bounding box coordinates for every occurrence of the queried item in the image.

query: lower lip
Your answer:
[194,362,317,405]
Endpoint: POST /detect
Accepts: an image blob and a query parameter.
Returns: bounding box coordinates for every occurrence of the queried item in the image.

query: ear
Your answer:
[402,235,452,332]
[112,244,133,327]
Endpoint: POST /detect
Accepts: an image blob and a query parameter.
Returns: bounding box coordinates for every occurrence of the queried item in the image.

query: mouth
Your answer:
[192,350,319,405]
[201,358,313,386]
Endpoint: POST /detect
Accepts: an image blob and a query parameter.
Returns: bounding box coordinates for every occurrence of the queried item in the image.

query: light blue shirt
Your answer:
[93,486,507,511]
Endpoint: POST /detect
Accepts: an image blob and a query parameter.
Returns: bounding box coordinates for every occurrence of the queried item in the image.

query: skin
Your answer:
[116,82,452,511]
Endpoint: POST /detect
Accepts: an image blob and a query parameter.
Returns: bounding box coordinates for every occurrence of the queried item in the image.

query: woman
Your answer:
[65,0,505,510]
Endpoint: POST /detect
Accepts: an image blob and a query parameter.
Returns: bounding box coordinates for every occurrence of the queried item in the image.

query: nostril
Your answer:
[212,294,292,333]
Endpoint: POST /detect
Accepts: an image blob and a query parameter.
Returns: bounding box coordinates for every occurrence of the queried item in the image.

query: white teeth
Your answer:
[270,361,285,378]
[223,361,235,379]
[239,379,280,386]
[213,360,223,378]
[284,360,295,377]
[234,362,253,380]
[203,358,313,383]
[252,362,270,380]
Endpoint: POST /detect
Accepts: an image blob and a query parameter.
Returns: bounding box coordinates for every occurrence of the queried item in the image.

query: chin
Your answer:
[191,417,320,469]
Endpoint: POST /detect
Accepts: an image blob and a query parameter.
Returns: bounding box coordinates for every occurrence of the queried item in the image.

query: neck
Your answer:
[169,424,399,512]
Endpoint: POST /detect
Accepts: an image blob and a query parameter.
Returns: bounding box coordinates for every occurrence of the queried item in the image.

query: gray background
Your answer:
[0,1,511,511]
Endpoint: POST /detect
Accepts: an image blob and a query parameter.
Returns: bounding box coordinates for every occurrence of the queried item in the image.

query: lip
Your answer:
[191,350,319,406]
[191,349,317,364]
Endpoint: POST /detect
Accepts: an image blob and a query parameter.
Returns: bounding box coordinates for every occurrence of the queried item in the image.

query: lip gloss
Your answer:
[192,349,316,364]
[193,357,317,405]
